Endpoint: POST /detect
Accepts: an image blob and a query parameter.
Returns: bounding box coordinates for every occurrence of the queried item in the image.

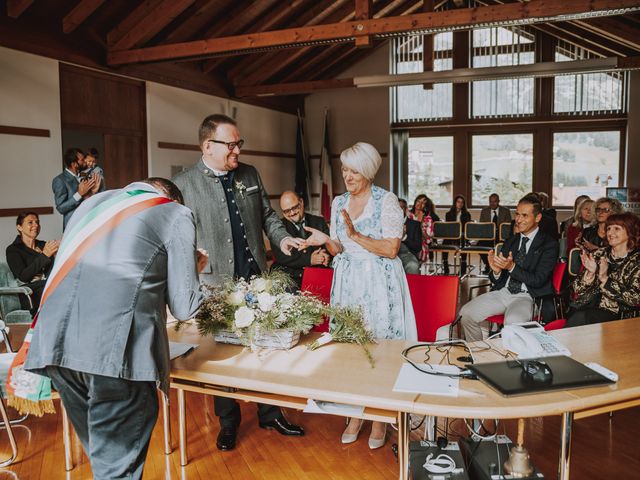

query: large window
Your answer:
[407,136,454,206]
[554,40,627,114]
[552,131,621,206]
[471,27,535,117]
[472,134,533,206]
[391,33,453,122]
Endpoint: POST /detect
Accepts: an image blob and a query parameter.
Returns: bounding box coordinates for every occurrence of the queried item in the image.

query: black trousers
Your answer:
[214,396,281,428]
[566,307,619,328]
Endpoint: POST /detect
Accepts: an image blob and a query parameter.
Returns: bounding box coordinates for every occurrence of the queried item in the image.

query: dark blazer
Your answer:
[490,229,559,298]
[540,210,560,240]
[52,170,82,229]
[403,217,422,257]
[272,213,330,288]
[5,236,54,284]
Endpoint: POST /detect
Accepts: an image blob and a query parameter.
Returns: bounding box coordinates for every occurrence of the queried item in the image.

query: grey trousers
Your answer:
[459,288,533,341]
[47,366,158,480]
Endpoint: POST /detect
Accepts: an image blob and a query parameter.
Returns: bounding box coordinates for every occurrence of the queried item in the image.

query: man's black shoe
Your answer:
[216,425,238,451]
[259,417,305,436]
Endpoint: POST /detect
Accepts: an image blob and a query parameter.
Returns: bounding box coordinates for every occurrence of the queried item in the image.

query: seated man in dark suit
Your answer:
[478,193,512,273]
[460,194,559,341]
[272,191,330,289]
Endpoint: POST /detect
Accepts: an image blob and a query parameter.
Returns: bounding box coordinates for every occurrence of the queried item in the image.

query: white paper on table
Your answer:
[303,399,365,417]
[169,341,198,360]
[392,363,460,396]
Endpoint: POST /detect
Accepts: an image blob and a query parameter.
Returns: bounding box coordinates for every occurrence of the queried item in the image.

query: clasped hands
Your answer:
[487,250,515,276]
[77,173,102,197]
[580,249,608,285]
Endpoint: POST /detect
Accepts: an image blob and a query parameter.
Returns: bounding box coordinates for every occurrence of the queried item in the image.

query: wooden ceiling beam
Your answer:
[202,0,314,74]
[224,0,351,82]
[199,0,280,41]
[109,0,196,51]
[475,0,638,56]
[235,78,355,97]
[574,17,640,51]
[355,0,373,47]
[108,0,640,66]
[7,0,34,18]
[229,1,356,87]
[63,0,106,34]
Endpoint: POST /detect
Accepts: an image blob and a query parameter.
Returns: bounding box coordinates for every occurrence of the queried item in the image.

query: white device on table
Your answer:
[501,322,571,358]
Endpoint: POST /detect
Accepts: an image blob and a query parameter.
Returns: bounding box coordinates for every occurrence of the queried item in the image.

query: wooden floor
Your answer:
[2,265,640,479]
[1,396,639,479]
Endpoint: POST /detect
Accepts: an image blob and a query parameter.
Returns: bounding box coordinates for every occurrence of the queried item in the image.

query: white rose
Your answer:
[234,306,255,328]
[227,290,245,306]
[252,278,268,293]
[257,292,276,312]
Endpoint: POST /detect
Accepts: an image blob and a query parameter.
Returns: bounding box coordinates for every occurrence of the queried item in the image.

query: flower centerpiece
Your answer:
[189,270,376,364]
[194,271,330,350]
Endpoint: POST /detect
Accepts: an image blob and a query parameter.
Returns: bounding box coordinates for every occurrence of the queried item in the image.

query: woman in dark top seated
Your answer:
[5,211,59,313]
[442,194,471,274]
[567,212,640,327]
[579,197,624,251]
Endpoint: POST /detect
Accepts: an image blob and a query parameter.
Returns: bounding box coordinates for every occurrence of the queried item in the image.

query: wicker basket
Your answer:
[214,329,300,350]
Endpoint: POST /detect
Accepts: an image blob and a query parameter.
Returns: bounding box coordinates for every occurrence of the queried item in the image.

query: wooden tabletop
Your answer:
[168,318,640,420]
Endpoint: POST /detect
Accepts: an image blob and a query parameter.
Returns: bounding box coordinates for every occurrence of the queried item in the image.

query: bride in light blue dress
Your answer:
[302,142,416,450]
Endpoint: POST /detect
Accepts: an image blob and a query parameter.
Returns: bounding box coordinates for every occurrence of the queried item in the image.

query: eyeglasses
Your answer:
[596,207,611,213]
[208,139,245,151]
[282,202,302,215]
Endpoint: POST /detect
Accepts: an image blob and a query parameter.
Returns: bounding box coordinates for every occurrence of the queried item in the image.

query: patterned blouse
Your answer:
[573,248,640,318]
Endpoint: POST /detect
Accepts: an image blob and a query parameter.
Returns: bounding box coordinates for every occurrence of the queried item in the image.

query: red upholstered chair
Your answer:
[406,274,460,341]
[301,267,334,332]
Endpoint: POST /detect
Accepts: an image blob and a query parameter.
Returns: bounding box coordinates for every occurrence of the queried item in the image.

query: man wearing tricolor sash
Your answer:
[14,178,207,479]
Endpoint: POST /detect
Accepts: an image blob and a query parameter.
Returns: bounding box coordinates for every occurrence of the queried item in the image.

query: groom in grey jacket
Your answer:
[173,114,305,452]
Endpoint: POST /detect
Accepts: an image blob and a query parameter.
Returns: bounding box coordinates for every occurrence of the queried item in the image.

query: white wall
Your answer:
[146,82,297,198]
[305,43,390,211]
[0,46,63,254]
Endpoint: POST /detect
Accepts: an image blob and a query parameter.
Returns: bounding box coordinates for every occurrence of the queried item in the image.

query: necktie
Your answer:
[297,222,307,239]
[507,236,529,294]
[492,211,498,226]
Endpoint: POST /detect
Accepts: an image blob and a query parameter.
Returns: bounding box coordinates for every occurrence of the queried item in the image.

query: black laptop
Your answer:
[467,355,615,396]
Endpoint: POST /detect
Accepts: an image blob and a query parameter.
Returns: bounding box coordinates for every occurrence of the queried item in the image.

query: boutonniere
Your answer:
[235,180,246,198]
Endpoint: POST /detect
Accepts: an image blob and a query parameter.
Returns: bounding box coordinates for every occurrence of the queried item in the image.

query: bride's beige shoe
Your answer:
[341,418,364,444]
[368,422,387,450]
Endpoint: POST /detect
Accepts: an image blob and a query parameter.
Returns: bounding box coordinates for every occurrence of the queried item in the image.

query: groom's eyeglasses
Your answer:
[208,139,245,151]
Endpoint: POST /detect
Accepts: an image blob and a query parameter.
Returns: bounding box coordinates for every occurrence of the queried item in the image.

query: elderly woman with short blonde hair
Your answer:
[303,142,416,450]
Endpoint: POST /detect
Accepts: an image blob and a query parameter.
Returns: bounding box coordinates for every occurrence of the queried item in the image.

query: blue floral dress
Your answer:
[330,186,417,340]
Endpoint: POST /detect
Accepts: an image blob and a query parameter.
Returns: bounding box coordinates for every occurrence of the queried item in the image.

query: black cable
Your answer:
[402,342,478,379]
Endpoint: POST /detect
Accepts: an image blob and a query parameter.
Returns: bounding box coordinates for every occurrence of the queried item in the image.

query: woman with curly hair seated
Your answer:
[567,212,640,327]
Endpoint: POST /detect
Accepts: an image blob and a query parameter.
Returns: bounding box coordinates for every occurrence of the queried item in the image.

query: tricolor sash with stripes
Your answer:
[6,188,172,416]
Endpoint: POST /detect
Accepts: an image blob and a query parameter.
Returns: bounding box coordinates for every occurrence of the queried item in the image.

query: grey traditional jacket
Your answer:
[173,159,289,285]
[25,182,204,393]
[52,170,81,229]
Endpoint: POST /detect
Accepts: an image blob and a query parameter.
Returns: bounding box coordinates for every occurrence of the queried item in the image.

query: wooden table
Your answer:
[166,319,640,480]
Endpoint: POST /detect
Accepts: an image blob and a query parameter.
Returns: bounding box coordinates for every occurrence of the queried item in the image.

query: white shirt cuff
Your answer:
[73,192,82,202]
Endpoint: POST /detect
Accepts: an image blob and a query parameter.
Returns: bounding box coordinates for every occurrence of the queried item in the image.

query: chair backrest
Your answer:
[301,267,334,332]
[465,222,495,241]
[567,248,582,276]
[495,242,503,255]
[0,263,24,322]
[499,222,512,241]
[406,274,460,342]
[432,222,461,240]
[552,261,567,295]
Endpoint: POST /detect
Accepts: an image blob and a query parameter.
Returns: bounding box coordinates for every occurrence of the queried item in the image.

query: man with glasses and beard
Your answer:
[272,190,331,289]
[173,114,305,453]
